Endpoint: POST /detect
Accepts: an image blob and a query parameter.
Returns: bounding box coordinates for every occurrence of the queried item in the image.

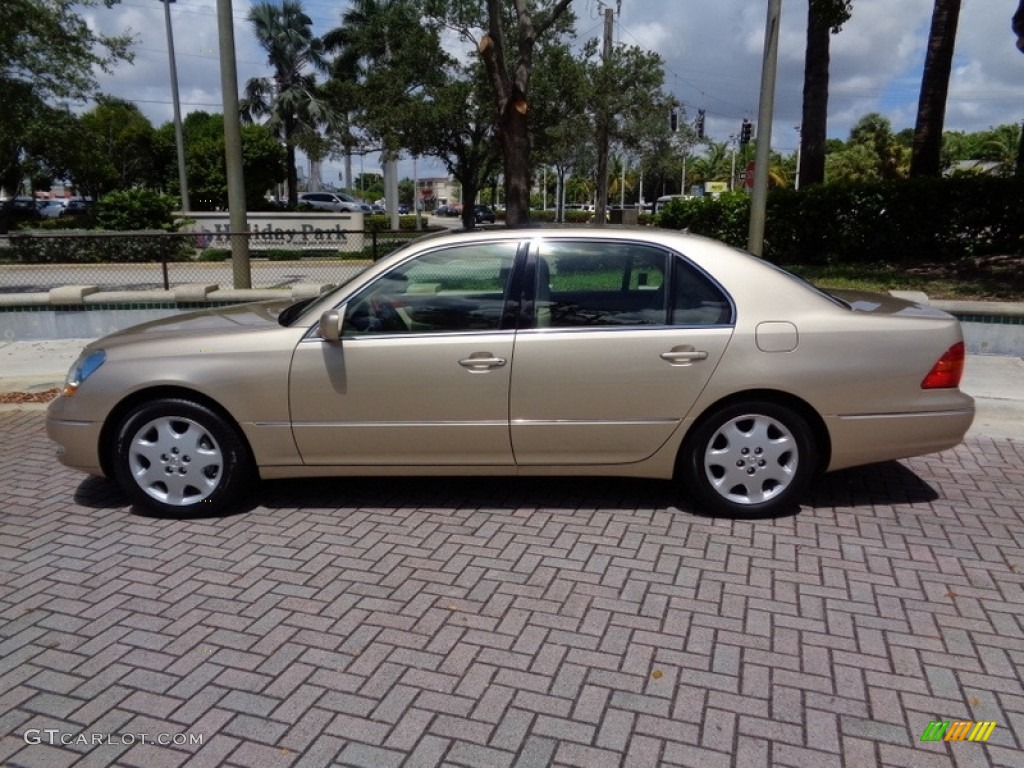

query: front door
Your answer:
[289,241,521,466]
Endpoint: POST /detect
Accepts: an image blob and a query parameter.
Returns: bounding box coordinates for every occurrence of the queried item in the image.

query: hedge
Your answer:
[7,231,193,264]
[657,176,1024,265]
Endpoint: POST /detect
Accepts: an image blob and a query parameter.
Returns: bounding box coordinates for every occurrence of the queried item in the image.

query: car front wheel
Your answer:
[681,401,816,517]
[112,398,253,515]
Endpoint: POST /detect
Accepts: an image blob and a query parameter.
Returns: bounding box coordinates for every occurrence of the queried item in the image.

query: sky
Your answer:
[82,0,1024,185]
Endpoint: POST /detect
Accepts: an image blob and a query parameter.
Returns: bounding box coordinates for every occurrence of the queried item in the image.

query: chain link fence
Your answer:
[0,229,429,293]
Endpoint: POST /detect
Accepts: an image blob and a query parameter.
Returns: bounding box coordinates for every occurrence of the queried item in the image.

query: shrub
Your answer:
[198,247,231,262]
[8,232,193,264]
[93,189,181,232]
[657,176,1024,265]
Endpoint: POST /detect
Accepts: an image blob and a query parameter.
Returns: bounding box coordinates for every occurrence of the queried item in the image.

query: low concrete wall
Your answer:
[0,284,332,342]
[1,288,1021,355]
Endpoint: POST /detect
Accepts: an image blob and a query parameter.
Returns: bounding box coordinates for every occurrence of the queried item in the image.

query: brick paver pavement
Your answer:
[0,408,1021,768]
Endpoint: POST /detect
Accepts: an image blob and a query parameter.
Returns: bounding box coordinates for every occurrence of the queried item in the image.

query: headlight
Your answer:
[63,350,106,397]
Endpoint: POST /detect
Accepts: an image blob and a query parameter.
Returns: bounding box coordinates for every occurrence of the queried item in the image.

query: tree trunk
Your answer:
[911,0,962,178]
[1014,0,1024,52]
[1017,121,1024,178]
[799,6,831,188]
[460,178,479,230]
[501,105,531,226]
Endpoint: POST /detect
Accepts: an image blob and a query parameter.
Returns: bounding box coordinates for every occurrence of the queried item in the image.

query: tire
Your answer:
[111,398,253,515]
[681,401,816,517]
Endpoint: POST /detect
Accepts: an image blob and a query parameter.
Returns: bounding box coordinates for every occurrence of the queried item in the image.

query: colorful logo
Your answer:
[920,721,997,742]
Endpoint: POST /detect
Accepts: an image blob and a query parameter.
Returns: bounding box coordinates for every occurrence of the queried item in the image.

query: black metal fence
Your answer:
[0,229,429,293]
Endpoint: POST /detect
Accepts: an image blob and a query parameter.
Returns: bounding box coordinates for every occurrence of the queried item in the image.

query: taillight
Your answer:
[921,341,965,389]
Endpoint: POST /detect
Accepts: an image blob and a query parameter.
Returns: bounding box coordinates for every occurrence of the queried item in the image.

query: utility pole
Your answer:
[747,0,782,256]
[216,0,250,287]
[594,5,614,227]
[794,124,802,190]
[158,0,190,213]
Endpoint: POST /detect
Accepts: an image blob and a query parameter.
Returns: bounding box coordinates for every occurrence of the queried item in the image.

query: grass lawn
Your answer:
[787,254,1024,302]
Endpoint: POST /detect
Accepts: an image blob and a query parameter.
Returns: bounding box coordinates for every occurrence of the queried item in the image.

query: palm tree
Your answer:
[241,0,329,208]
[1014,1,1024,176]
[798,1,852,188]
[323,0,434,217]
[910,0,962,177]
[689,142,733,187]
[1014,0,1024,52]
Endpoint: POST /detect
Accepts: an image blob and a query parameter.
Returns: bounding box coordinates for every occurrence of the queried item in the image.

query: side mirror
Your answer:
[319,309,343,342]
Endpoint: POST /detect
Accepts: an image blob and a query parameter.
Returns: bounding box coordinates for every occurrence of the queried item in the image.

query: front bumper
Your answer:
[46,397,106,477]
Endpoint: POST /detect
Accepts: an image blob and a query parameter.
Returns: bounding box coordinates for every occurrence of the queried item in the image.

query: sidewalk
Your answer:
[1,337,1021,439]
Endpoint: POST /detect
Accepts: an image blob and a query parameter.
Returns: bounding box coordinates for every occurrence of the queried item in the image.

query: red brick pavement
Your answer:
[0,408,1021,767]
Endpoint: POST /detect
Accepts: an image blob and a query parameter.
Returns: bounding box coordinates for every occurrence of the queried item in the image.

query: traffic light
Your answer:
[670,109,678,132]
[696,109,705,138]
[740,119,752,146]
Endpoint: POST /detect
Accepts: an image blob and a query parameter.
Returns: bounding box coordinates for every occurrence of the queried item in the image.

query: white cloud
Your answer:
[78,0,1024,179]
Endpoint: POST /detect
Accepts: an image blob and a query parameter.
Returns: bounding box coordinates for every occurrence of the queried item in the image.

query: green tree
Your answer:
[825,143,883,183]
[407,60,501,228]
[159,112,286,210]
[848,112,907,180]
[799,0,852,188]
[425,0,575,226]
[79,97,158,194]
[241,0,330,208]
[530,38,592,218]
[579,38,674,214]
[911,0,962,177]
[324,0,445,215]
[0,0,132,229]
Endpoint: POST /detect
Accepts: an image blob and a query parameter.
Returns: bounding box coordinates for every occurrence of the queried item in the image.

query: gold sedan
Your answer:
[47,228,974,517]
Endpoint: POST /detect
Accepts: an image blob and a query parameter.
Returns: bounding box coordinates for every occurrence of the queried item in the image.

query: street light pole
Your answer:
[158,0,190,212]
[729,136,737,192]
[794,124,802,190]
[747,0,782,256]
[216,0,251,288]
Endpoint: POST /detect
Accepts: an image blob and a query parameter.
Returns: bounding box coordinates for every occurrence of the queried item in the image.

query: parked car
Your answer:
[435,204,462,217]
[61,198,92,216]
[398,204,410,215]
[37,199,66,219]
[474,204,496,224]
[297,192,371,213]
[2,196,41,221]
[47,228,974,517]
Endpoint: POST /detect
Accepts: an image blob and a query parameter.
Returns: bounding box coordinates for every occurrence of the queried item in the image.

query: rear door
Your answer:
[509,237,735,465]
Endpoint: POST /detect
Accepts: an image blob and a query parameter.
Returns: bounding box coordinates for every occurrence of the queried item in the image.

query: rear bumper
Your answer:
[826,404,975,471]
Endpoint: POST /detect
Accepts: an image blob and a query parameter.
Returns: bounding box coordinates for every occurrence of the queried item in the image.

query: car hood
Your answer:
[97,300,294,347]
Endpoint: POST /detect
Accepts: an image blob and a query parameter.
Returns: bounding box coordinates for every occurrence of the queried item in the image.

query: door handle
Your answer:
[458,353,507,371]
[660,346,708,365]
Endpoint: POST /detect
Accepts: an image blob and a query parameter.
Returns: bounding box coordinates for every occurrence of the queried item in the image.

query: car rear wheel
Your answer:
[681,401,815,517]
[112,399,253,515]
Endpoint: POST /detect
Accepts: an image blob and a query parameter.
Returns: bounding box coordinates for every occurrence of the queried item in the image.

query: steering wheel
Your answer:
[371,296,407,332]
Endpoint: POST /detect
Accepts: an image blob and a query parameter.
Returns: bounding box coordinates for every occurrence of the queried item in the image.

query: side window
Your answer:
[344,242,518,335]
[535,242,668,327]
[671,257,732,326]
